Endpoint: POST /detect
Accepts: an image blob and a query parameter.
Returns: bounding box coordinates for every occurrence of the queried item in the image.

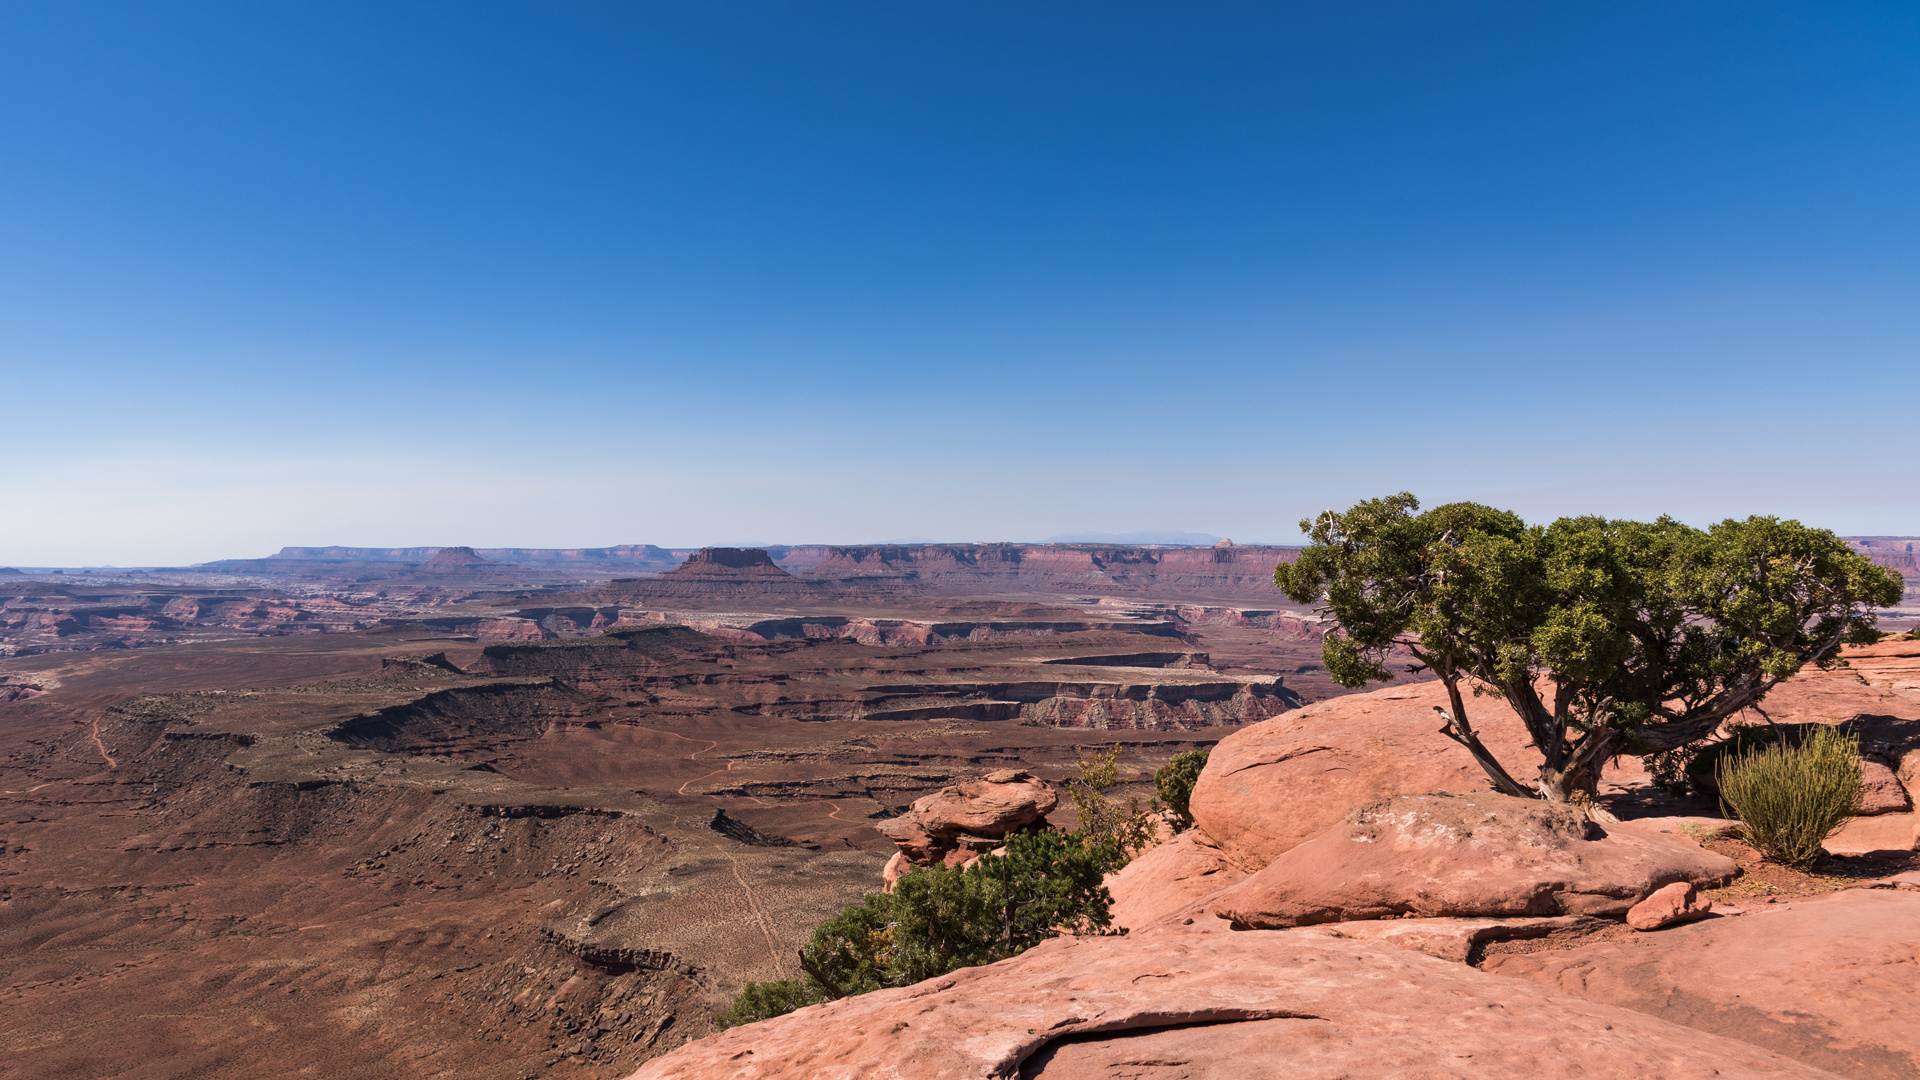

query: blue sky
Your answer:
[3,2,1917,565]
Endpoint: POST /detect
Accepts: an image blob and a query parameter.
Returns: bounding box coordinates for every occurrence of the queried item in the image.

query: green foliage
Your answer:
[718,828,1124,1029]
[1273,494,1902,802]
[1907,627,1920,641]
[1684,724,1800,796]
[713,978,828,1029]
[1646,745,1698,798]
[1717,725,1863,868]
[1065,744,1160,856]
[1154,750,1209,827]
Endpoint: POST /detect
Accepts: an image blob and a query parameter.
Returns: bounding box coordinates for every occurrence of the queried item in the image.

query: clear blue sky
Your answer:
[3,2,1917,565]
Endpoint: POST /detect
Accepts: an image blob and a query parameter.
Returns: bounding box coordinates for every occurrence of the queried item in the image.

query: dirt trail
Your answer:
[678,759,734,797]
[719,849,786,976]
[89,720,117,770]
[646,726,731,796]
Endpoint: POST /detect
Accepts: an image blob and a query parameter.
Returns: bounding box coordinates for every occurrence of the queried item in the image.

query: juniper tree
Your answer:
[1273,494,1901,804]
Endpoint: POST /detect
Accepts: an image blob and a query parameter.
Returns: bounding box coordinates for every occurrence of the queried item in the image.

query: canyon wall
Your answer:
[1851,537,1920,610]
[789,543,1298,599]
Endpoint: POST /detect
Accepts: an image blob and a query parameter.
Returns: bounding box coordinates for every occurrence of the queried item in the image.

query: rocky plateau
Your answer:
[3,540,1917,1079]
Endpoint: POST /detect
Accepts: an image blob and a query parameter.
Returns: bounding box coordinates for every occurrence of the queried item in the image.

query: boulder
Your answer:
[1203,793,1737,929]
[875,769,1057,868]
[1627,881,1712,931]
[1484,889,1920,1080]
[1858,758,1912,815]
[1103,829,1250,930]
[1187,680,1538,870]
[625,927,1839,1080]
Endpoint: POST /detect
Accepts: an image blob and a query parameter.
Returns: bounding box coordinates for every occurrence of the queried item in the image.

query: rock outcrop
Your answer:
[624,928,1839,1080]
[1103,828,1251,929]
[1200,793,1737,929]
[876,770,1058,870]
[1486,889,1920,1080]
[1187,679,1537,869]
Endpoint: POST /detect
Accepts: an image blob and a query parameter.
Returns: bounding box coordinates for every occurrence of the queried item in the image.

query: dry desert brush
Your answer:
[1273,494,1901,804]
[1717,724,1863,868]
[1064,743,1161,856]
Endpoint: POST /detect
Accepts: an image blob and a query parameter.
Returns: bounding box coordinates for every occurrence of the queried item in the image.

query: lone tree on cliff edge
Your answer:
[1273,494,1902,805]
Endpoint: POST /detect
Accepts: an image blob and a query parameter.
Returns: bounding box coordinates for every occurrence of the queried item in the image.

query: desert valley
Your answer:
[2,538,1918,1079]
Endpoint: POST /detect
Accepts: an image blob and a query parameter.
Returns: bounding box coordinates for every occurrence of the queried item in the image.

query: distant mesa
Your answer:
[425,546,492,568]
[661,547,793,579]
[0,567,22,575]
[1047,530,1223,545]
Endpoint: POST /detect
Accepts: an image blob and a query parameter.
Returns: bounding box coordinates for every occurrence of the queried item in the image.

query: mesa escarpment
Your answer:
[789,541,1300,600]
[468,623,1297,731]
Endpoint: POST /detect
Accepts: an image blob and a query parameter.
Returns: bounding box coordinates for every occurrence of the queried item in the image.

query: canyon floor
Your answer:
[0,551,1395,1080]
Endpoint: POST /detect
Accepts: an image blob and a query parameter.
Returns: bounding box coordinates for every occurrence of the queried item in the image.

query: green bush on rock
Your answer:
[1717,724,1863,869]
[716,828,1125,1029]
[1154,750,1209,828]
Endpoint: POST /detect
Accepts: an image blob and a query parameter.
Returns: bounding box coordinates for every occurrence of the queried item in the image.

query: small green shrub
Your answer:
[716,828,1124,1029]
[714,978,827,1029]
[1717,724,1862,868]
[1154,750,1209,827]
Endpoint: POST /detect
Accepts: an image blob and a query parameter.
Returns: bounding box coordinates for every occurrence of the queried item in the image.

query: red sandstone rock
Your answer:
[1858,758,1912,814]
[1104,829,1250,930]
[1203,793,1737,929]
[1627,881,1712,931]
[1823,811,1920,856]
[1485,889,1920,1080]
[624,928,1838,1080]
[1608,815,1738,850]
[1302,914,1588,962]
[875,769,1057,865]
[1187,679,1538,869]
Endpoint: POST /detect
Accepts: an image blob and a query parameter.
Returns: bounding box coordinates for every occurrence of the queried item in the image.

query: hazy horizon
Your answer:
[6,3,1919,565]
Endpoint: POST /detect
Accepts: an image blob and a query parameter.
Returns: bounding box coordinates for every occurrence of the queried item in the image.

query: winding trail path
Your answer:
[89,720,117,770]
[644,727,730,795]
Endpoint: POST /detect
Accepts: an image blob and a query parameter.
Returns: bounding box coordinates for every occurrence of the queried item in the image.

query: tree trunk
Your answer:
[1433,678,1535,800]
[1534,728,1618,806]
